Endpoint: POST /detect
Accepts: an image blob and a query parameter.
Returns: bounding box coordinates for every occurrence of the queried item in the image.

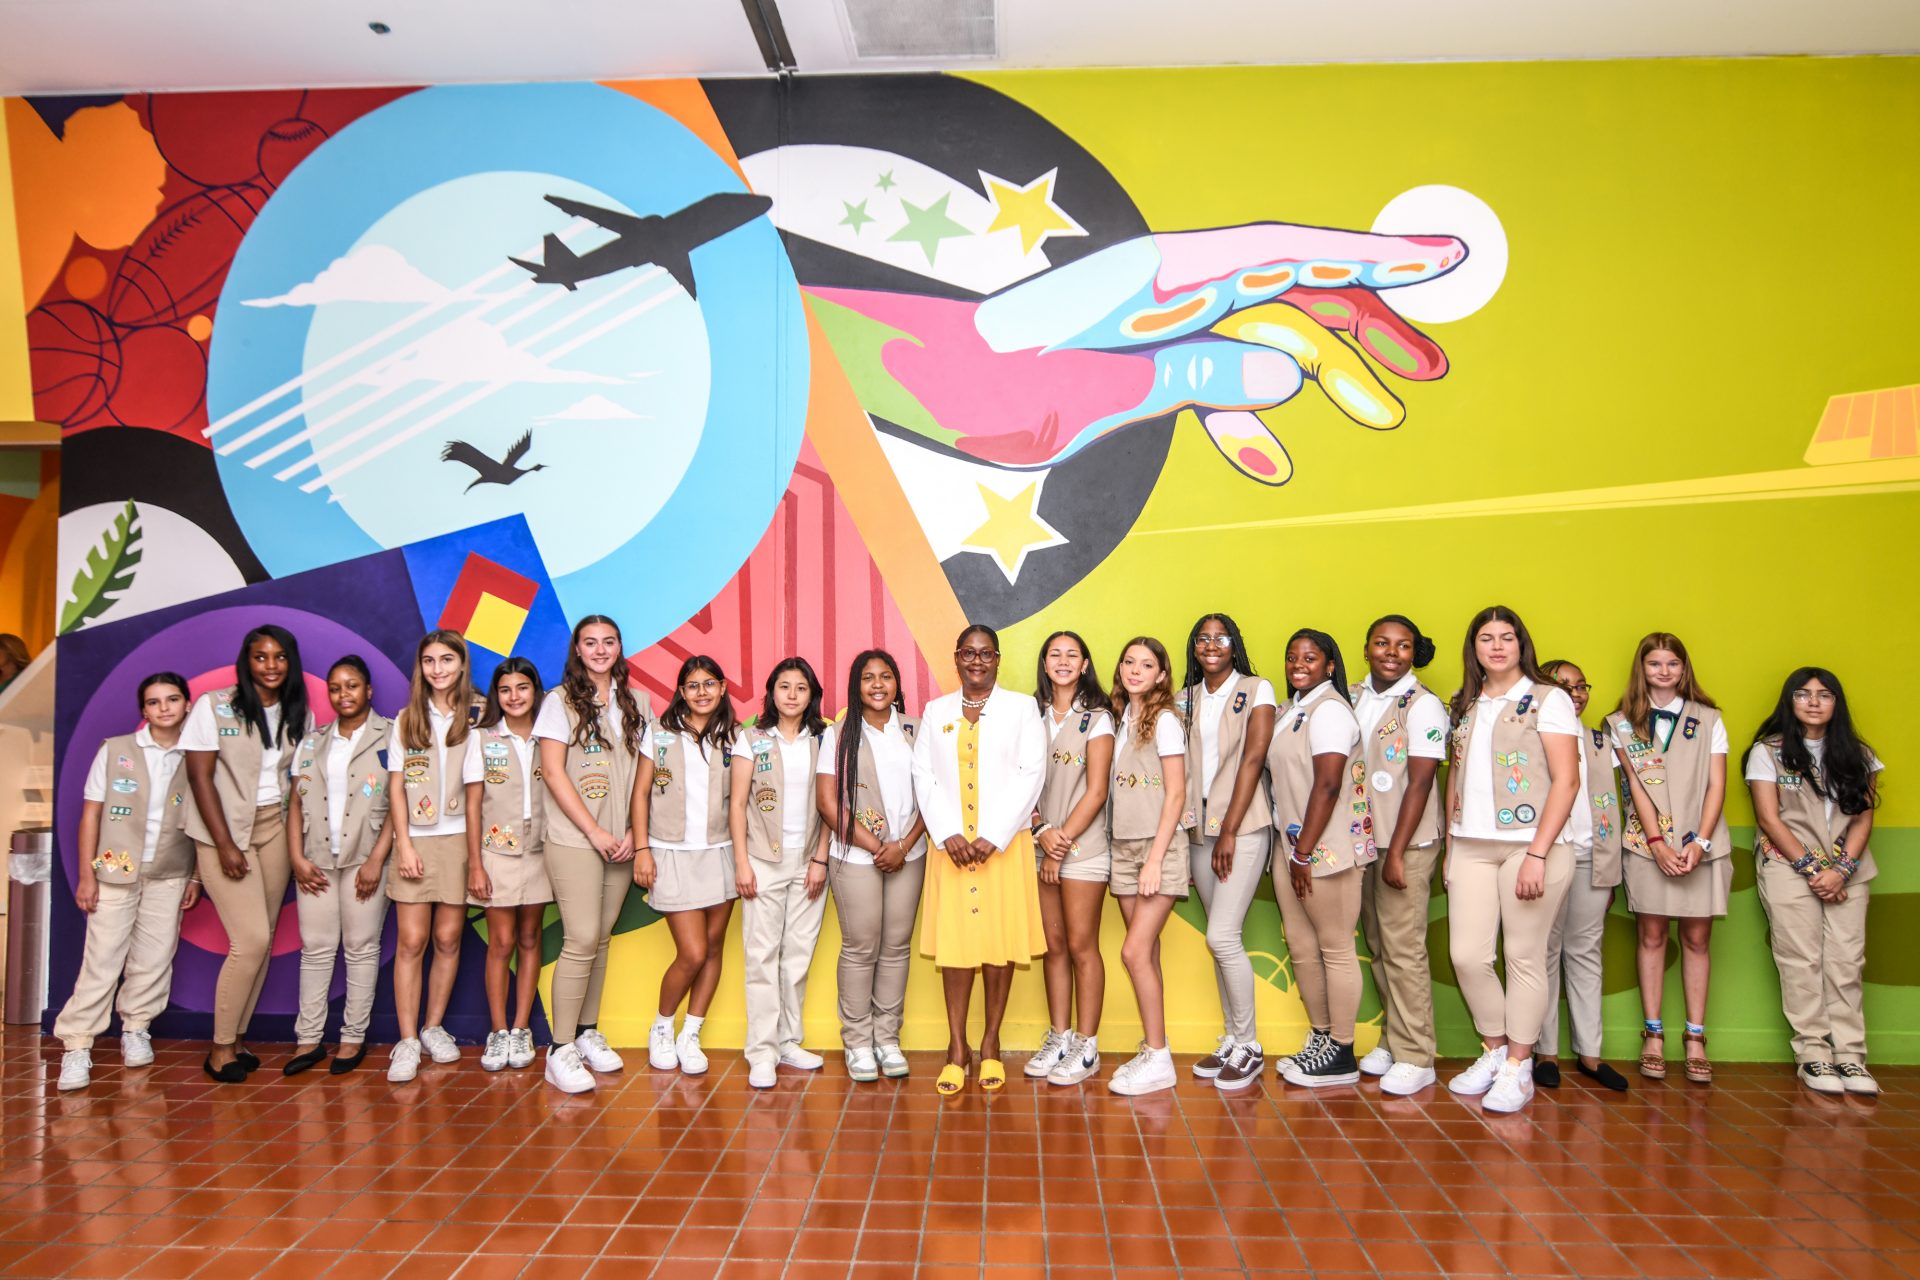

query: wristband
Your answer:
[1034,821,1054,837]
[1833,851,1861,881]
[1288,852,1313,868]
[1526,851,1548,861]
[810,858,829,868]
[1790,847,1823,878]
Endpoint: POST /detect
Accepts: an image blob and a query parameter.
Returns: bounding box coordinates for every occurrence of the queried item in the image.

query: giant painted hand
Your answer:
[812,222,1464,485]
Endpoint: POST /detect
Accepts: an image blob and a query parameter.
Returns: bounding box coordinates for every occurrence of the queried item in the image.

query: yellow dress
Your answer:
[918,715,1047,967]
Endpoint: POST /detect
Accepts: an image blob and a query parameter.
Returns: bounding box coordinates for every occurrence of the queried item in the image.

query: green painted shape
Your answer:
[60,499,141,634]
[805,293,956,446]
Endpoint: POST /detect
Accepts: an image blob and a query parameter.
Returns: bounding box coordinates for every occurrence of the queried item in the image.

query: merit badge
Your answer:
[582,774,612,801]
[361,778,376,798]
[483,824,519,852]
[1205,816,1222,836]
[754,786,777,814]
[297,782,308,797]
[404,756,429,782]
[1515,804,1537,823]
[111,777,138,794]
[93,850,134,876]
[485,767,509,786]
[414,795,437,822]
[116,755,134,771]
[1498,808,1515,825]
[1371,770,1394,793]
[1231,690,1247,714]
[649,765,671,793]
[1377,717,1400,740]
[1683,717,1700,740]
[1078,713,1091,734]
[855,807,886,836]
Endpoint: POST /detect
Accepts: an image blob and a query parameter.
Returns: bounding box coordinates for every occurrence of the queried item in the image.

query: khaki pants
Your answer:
[1189,828,1272,1044]
[1447,836,1572,1047]
[828,855,926,1051]
[546,842,632,1042]
[1274,864,1364,1043]
[1359,840,1442,1067]
[294,866,390,1045]
[1756,855,1870,1064]
[195,806,291,1045]
[742,844,828,1068]
[1542,844,1611,1059]
[54,876,190,1051]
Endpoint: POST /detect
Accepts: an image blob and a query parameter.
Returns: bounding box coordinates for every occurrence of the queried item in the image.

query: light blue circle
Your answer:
[208,83,808,645]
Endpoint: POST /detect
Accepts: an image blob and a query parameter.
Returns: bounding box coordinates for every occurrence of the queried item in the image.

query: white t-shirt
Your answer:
[1453,680,1581,842]
[462,727,536,821]
[1196,676,1276,796]
[1611,696,1730,755]
[737,726,819,853]
[640,721,729,852]
[1283,681,1362,756]
[387,703,466,837]
[324,721,369,853]
[816,711,920,865]
[181,694,288,805]
[1120,706,1187,758]
[83,726,182,863]
[1048,704,1115,745]
[1745,737,1884,824]
[1352,673,1448,761]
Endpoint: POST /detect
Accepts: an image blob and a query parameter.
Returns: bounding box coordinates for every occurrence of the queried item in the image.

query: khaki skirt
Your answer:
[388,832,468,906]
[469,843,553,909]
[1623,852,1733,919]
[648,844,738,914]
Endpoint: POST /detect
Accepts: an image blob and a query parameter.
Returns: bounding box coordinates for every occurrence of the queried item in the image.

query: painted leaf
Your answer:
[58,499,143,634]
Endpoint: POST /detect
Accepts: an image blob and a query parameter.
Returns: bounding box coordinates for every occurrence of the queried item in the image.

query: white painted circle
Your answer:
[57,502,246,631]
[1371,185,1508,324]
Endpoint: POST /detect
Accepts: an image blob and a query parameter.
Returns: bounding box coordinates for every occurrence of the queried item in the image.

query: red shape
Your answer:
[437,553,540,634]
[108,184,268,328]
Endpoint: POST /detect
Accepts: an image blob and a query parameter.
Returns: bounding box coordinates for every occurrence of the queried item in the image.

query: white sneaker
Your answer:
[1025,1028,1072,1078]
[1048,1034,1100,1086]
[1108,1043,1177,1096]
[58,1049,92,1092]
[1380,1061,1438,1096]
[120,1029,155,1068]
[544,1043,595,1094]
[576,1028,624,1073]
[1797,1061,1845,1095]
[420,1025,461,1064]
[877,1044,909,1078]
[748,1060,778,1089]
[1358,1045,1394,1077]
[676,1027,709,1076]
[507,1028,535,1070]
[1482,1057,1536,1113]
[1274,1030,1328,1077]
[649,1022,679,1071]
[1836,1062,1881,1097]
[845,1047,879,1082]
[480,1030,510,1072]
[778,1044,824,1071]
[1446,1046,1506,1097]
[387,1038,422,1083]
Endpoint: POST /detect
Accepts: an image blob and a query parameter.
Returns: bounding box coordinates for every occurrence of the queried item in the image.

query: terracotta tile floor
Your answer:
[5,1028,1918,1278]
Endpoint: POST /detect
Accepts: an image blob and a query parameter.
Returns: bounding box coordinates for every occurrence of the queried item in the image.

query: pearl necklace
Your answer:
[960,693,990,709]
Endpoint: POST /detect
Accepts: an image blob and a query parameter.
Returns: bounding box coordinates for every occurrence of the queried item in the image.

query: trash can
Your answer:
[5,828,52,1025]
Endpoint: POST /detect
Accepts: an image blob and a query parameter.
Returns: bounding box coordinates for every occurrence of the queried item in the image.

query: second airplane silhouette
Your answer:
[509,192,773,300]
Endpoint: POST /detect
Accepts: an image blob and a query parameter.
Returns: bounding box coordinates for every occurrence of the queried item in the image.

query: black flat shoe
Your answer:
[203,1055,248,1084]
[235,1047,262,1073]
[1577,1059,1630,1092]
[283,1046,330,1077]
[328,1044,369,1076]
[1533,1059,1561,1088]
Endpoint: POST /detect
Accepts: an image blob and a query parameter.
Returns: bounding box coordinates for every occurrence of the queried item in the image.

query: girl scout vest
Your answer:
[546,692,649,849]
[741,727,822,862]
[650,726,733,846]
[398,704,475,829]
[1605,701,1732,863]
[1038,706,1112,859]
[1449,684,1556,837]
[1110,710,1189,841]
[1579,725,1625,887]
[838,715,920,844]
[1752,738,1876,884]
[476,724,547,858]
[181,686,297,849]
[291,713,393,870]
[1180,675,1275,840]
[1348,678,1443,851]
[94,733,193,884]
[1267,690,1377,876]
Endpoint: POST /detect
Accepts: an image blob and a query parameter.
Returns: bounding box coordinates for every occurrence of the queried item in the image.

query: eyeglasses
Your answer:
[1195,635,1234,649]
[681,679,721,694]
[1560,682,1591,695]
[1791,689,1836,705]
[956,648,999,662]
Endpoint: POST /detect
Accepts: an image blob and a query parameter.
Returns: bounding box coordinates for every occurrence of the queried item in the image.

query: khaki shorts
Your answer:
[1035,838,1113,884]
[1109,836,1189,899]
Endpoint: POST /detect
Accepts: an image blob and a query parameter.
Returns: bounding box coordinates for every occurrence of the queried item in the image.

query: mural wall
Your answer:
[8,58,1918,1059]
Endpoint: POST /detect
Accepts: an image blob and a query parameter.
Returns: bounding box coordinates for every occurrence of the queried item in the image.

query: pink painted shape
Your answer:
[1150,225,1466,302]
[1237,445,1278,478]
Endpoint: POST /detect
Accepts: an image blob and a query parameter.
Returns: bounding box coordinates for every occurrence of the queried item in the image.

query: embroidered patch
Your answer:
[413,795,437,822]
[92,850,134,875]
[404,755,430,783]
[855,807,887,836]
[297,782,309,797]
[1371,770,1394,793]
[483,824,519,852]
[754,786,777,814]
[1377,717,1401,740]
[110,777,138,794]
[215,702,236,719]
[1078,713,1091,734]
[218,727,240,737]
[582,774,612,801]
[1231,690,1247,713]
[485,767,509,786]
[107,804,133,821]
[1516,804,1537,823]
[116,754,134,771]
[1683,716,1699,740]
[1498,808,1515,825]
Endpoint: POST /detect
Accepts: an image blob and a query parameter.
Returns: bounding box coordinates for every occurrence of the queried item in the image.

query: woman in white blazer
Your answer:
[911,625,1049,1095]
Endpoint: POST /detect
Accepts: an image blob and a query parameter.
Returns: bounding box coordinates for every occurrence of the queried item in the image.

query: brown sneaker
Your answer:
[1214,1041,1265,1092]
[1192,1034,1236,1079]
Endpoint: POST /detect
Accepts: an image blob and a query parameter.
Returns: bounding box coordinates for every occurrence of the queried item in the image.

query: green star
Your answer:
[839,199,875,234]
[887,193,970,265]
[874,169,897,192]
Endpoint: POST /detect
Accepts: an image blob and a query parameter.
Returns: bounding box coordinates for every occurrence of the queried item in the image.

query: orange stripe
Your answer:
[601,79,749,186]
[1239,267,1294,290]
[1307,265,1353,281]
[1812,394,1850,444]
[1125,295,1210,335]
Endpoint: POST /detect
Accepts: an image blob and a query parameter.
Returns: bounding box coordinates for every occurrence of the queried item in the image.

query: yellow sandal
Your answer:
[936,1063,967,1095]
[978,1058,1006,1092]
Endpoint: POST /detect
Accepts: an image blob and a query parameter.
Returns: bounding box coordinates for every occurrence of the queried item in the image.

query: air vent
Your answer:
[843,0,997,60]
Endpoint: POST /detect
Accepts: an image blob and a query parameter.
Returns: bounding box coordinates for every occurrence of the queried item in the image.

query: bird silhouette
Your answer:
[440,430,545,492]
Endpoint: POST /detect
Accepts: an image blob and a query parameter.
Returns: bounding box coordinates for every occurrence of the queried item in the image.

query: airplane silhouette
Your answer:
[509,192,773,299]
[441,430,544,492]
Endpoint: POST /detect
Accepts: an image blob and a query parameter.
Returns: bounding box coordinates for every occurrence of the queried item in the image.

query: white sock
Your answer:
[682,1014,705,1037]
[653,1014,675,1037]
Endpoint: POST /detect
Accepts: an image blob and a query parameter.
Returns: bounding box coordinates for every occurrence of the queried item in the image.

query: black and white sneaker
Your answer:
[1282,1037,1360,1088]
[1274,1029,1328,1077]
[1192,1033,1236,1080]
[1214,1040,1265,1092]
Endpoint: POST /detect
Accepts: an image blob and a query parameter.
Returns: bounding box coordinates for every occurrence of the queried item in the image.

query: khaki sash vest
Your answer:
[650,727,734,846]
[544,691,650,848]
[1180,675,1275,840]
[1038,706,1112,858]
[93,732,194,884]
[182,685,297,848]
[1266,691,1376,876]
[476,724,547,857]
[291,713,393,870]
[1606,702,1732,862]
[1581,725,1625,887]
[1753,738,1877,884]
[397,704,476,828]
[1348,678,1443,850]
[1449,687,1555,834]
[741,727,823,863]
[837,715,920,843]
[1110,711,1190,841]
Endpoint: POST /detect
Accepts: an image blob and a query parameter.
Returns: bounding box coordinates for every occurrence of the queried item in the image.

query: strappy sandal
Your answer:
[1683,1031,1713,1084]
[1639,1029,1667,1080]
[936,1062,967,1095]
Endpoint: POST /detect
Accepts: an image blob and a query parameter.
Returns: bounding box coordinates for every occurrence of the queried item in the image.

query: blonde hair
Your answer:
[1110,636,1178,748]
[400,630,476,752]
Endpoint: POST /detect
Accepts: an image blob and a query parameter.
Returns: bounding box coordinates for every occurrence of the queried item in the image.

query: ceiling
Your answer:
[0,0,1915,95]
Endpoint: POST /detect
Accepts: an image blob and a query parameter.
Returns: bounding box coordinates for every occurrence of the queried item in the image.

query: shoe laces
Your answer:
[582,1028,612,1052]
[1038,1028,1066,1058]
[1119,1041,1155,1077]
[1224,1041,1259,1073]
[1802,1061,1836,1076]
[1295,1036,1338,1073]
[1835,1062,1868,1078]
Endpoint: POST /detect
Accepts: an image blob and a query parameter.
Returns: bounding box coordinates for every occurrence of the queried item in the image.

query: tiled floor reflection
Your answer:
[3,1028,1915,1278]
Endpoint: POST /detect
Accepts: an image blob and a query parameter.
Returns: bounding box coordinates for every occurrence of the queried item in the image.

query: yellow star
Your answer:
[980,168,1086,256]
[960,480,1068,582]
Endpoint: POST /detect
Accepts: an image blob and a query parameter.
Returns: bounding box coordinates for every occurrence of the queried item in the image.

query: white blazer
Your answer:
[911,685,1047,853]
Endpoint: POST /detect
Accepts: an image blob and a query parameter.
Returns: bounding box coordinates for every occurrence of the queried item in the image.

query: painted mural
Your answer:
[9,59,1919,1057]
